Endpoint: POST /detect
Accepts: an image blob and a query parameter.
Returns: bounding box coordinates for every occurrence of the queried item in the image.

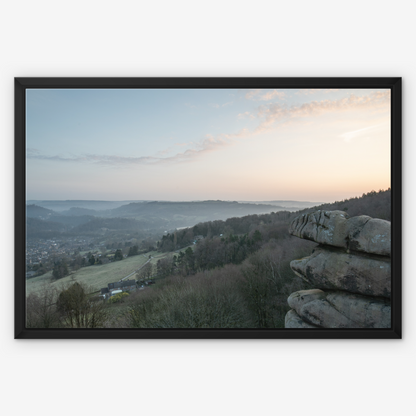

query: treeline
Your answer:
[158,189,391,253]
[157,231,264,278]
[309,189,391,220]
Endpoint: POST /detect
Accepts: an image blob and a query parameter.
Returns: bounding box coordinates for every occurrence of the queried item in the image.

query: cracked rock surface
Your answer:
[287,289,391,328]
[285,211,391,329]
[290,246,391,298]
[288,210,390,256]
[285,309,319,329]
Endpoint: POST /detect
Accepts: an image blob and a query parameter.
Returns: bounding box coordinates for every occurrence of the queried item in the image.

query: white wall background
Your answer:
[1,1,413,415]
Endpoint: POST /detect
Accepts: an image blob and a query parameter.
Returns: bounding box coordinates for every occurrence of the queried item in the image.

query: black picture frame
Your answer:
[15,77,402,339]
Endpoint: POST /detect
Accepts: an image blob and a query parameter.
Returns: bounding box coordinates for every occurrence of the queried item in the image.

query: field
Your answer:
[26,246,195,297]
[26,254,153,295]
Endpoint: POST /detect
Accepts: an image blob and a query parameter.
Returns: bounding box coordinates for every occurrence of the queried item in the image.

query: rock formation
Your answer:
[285,210,391,329]
[288,210,391,257]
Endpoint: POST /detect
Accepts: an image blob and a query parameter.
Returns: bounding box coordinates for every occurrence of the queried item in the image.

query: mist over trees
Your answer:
[25,199,293,239]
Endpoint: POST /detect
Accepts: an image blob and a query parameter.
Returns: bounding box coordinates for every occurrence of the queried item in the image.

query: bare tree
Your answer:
[138,261,153,280]
[56,282,108,328]
[156,257,173,278]
[26,284,61,328]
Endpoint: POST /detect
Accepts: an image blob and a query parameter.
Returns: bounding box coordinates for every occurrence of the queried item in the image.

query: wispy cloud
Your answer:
[237,111,255,120]
[245,89,286,101]
[27,90,390,169]
[259,90,286,101]
[296,89,322,95]
[296,89,340,95]
[27,148,158,165]
[255,90,390,133]
[154,147,175,157]
[27,129,250,167]
[245,89,262,99]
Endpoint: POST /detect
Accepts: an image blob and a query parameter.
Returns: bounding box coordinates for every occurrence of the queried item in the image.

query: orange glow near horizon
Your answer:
[26,88,391,203]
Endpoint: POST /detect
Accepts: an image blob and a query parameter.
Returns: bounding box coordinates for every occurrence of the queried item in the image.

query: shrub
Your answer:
[109,292,130,304]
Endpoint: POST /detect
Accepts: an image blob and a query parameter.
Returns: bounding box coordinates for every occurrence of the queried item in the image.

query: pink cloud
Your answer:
[245,89,286,101]
[259,90,286,101]
[255,90,390,133]
[237,111,255,120]
[245,89,262,99]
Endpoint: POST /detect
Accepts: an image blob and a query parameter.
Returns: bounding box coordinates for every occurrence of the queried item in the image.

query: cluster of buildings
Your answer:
[26,240,61,265]
[25,237,96,266]
[100,279,156,299]
[100,280,137,299]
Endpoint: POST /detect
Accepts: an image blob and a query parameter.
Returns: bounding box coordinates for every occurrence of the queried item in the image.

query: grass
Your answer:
[26,270,55,295]
[26,248,192,297]
[26,254,151,295]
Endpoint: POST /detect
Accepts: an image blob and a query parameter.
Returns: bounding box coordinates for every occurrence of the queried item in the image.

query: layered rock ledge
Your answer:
[286,289,391,328]
[288,210,391,257]
[285,210,391,329]
[290,246,391,298]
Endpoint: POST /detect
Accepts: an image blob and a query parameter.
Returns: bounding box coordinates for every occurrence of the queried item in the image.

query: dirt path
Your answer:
[118,257,152,282]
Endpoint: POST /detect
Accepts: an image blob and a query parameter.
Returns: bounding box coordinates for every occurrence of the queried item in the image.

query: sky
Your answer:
[26,88,391,202]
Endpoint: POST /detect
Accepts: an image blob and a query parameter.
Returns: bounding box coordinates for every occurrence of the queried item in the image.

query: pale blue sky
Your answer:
[26,88,391,202]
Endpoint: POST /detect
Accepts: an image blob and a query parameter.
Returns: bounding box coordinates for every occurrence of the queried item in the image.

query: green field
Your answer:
[26,254,152,295]
[26,248,194,297]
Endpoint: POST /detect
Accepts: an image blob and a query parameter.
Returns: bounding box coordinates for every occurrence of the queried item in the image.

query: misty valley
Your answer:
[25,190,391,329]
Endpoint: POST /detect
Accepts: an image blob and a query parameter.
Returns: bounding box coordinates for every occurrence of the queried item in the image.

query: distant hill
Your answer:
[26,200,146,212]
[25,200,285,236]
[26,217,67,238]
[26,204,56,219]
[238,200,324,210]
[70,201,282,234]
[110,200,281,221]
[26,192,390,239]
[60,207,98,216]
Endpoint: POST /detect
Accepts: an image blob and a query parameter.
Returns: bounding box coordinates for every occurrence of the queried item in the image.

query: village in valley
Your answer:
[25,221,204,306]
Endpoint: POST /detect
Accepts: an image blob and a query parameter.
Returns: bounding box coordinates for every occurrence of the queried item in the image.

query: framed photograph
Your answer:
[15,78,401,339]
